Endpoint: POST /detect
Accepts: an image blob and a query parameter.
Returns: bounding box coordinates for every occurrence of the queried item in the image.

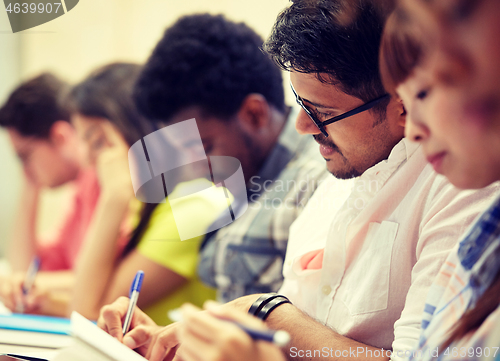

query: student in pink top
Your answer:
[0,73,100,315]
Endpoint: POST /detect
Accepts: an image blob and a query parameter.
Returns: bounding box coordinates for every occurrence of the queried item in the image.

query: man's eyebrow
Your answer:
[301,96,338,110]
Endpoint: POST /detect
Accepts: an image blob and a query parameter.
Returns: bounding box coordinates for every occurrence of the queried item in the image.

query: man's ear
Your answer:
[235,94,271,133]
[49,120,75,147]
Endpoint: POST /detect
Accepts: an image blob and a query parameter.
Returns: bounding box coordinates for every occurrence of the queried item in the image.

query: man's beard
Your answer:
[313,134,361,179]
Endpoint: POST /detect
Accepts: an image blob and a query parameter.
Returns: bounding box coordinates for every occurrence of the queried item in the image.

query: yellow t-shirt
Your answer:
[137,179,231,325]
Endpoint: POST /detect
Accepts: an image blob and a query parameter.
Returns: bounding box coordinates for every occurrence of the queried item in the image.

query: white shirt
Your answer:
[279,138,500,359]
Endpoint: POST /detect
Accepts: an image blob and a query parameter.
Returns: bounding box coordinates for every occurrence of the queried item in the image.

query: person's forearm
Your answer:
[8,183,40,271]
[39,290,73,317]
[101,251,188,309]
[266,304,390,361]
[31,272,75,317]
[71,192,130,319]
[36,271,75,291]
[228,295,389,361]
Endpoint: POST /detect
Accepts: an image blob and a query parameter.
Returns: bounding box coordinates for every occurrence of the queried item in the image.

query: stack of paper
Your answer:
[0,314,73,361]
[5,312,148,361]
[0,314,72,350]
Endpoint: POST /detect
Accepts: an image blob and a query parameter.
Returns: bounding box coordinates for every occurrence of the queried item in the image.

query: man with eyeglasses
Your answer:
[97,2,498,360]
[255,1,498,360]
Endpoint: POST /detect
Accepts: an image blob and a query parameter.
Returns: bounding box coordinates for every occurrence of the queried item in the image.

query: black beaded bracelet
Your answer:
[248,293,291,320]
[257,296,291,320]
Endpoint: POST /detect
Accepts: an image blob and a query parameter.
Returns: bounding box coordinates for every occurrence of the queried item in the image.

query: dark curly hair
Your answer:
[264,0,389,116]
[134,14,286,122]
[0,73,70,138]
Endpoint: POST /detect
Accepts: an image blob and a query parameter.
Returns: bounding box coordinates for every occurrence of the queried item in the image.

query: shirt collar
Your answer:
[360,137,420,189]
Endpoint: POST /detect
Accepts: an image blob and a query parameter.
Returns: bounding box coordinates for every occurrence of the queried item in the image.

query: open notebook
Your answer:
[5,312,147,361]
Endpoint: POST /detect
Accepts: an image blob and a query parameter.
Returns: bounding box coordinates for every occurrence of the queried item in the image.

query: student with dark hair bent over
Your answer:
[133,13,327,304]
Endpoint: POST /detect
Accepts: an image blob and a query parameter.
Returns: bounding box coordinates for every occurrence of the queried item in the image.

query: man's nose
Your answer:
[295,108,323,136]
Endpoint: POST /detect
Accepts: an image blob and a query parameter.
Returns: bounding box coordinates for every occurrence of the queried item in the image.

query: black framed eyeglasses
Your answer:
[290,81,391,137]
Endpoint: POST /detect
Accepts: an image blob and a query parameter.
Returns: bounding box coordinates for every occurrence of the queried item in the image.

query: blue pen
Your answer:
[237,323,291,347]
[22,257,41,296]
[122,270,144,335]
[17,257,41,313]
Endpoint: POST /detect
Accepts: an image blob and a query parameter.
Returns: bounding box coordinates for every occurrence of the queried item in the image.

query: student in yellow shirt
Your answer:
[66,62,227,324]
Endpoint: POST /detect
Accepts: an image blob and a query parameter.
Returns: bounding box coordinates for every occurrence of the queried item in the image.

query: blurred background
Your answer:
[0,0,291,256]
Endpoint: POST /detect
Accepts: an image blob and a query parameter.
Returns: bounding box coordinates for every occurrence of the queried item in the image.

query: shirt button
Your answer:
[322,285,332,295]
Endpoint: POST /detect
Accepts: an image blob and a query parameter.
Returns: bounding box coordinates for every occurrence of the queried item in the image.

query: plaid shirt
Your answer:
[197,107,329,302]
[410,193,500,361]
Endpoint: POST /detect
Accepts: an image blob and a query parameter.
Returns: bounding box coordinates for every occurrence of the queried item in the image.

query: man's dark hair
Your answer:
[0,73,70,138]
[134,14,286,122]
[264,0,389,117]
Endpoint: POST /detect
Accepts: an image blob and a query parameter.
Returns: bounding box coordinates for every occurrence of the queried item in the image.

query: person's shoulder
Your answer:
[402,146,499,206]
[424,169,500,208]
[414,169,500,243]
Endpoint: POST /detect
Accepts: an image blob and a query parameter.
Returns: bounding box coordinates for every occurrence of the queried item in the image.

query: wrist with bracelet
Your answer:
[248,293,292,320]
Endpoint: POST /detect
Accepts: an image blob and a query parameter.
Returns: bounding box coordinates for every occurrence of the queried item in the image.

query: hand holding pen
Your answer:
[15,257,41,313]
[176,302,289,361]
[122,270,144,335]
